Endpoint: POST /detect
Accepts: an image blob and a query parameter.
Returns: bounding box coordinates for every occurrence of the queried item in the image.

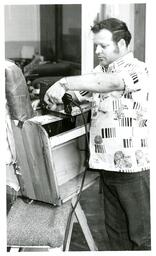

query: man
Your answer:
[44,18,150,250]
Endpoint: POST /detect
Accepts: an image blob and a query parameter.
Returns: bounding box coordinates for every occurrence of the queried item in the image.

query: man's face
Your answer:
[93,29,121,67]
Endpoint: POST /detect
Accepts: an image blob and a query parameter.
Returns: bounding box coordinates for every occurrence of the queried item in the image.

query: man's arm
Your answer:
[44,73,124,108]
[65,73,124,93]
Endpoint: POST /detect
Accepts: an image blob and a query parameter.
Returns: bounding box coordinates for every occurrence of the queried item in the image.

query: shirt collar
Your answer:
[102,52,134,72]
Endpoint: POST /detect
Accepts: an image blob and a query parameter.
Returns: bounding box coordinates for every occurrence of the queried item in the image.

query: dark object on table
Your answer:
[30,62,73,77]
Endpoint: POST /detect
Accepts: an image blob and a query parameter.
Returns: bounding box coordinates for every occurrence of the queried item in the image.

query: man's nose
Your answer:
[95,45,103,54]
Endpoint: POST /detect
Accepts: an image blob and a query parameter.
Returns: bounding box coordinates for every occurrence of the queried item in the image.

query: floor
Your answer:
[7,179,110,251]
[69,179,109,251]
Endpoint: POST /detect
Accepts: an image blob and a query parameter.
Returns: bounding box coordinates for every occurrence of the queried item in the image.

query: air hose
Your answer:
[62,93,90,251]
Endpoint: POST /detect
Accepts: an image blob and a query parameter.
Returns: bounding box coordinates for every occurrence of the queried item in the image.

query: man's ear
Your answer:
[117,39,126,50]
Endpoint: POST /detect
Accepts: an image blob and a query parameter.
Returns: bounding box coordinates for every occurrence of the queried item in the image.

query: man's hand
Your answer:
[44,78,67,110]
[31,99,40,110]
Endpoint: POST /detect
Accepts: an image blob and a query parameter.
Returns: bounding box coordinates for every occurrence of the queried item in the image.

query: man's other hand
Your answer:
[44,78,67,110]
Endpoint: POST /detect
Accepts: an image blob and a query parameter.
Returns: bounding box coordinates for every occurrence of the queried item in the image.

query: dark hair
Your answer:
[91,18,131,46]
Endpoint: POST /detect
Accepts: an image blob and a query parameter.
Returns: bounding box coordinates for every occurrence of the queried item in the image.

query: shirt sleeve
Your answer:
[74,91,91,102]
[118,61,149,94]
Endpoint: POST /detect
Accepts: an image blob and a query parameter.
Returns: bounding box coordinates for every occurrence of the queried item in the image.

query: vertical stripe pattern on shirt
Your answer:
[101,128,116,138]
[123,138,133,148]
[119,117,132,127]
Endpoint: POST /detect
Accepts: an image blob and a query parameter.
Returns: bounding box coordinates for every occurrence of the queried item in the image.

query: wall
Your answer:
[101,4,134,51]
[40,5,56,61]
[93,4,135,68]
[62,5,81,63]
[134,4,146,61]
[81,3,100,74]
[81,3,145,73]
[62,5,81,35]
[5,4,145,67]
[5,5,40,58]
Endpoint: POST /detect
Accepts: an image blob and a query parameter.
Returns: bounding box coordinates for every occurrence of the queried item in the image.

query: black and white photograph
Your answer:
[1,0,155,254]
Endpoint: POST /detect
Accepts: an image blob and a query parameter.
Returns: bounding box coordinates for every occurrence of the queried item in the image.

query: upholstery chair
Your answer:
[7,197,72,252]
[7,196,98,252]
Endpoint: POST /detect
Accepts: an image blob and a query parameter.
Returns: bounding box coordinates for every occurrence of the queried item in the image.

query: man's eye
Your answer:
[94,44,108,49]
[101,45,107,49]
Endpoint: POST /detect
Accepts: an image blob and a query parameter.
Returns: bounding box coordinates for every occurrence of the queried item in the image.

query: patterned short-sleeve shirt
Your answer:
[89,52,150,172]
